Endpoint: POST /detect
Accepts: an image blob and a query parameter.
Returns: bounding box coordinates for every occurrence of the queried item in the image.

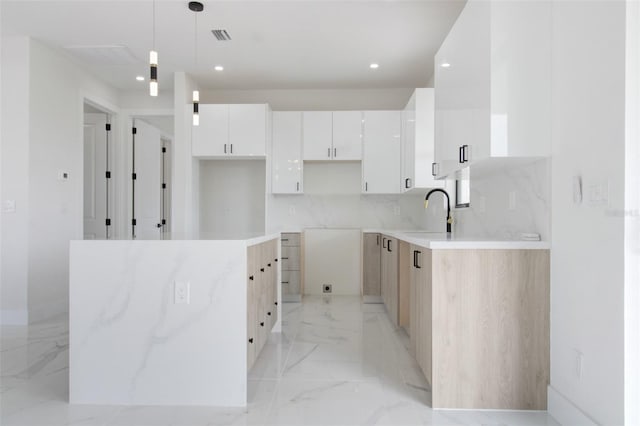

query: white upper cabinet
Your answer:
[433,0,551,178]
[303,111,333,160]
[192,104,229,157]
[332,111,363,161]
[191,104,269,157]
[401,89,444,192]
[229,104,268,156]
[303,111,363,161]
[272,112,303,194]
[362,111,402,194]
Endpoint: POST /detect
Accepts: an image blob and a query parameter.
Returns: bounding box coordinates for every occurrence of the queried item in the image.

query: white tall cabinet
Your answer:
[303,111,362,161]
[192,104,269,157]
[433,0,551,178]
[362,111,402,194]
[272,112,303,194]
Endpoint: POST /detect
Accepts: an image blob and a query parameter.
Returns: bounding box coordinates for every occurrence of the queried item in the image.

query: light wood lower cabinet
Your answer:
[362,233,381,300]
[281,233,302,302]
[247,238,279,371]
[381,235,399,326]
[409,246,550,410]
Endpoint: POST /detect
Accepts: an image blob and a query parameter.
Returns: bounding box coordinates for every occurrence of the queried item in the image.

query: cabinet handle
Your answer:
[282,281,290,284]
[275,302,278,306]
[268,263,272,267]
[260,322,264,327]
[413,250,417,268]
[249,338,254,344]
[387,240,392,252]
[432,162,438,177]
[296,182,300,192]
[462,144,469,163]
[230,144,233,154]
[224,144,227,154]
[267,312,271,316]
[365,182,368,192]
[328,148,331,158]
[376,235,380,246]
[458,146,463,164]
[334,147,337,157]
[282,238,289,241]
[249,275,254,281]
[282,256,289,260]
[415,250,422,269]
[382,237,387,249]
[275,258,279,262]
[260,268,265,272]
[405,178,411,189]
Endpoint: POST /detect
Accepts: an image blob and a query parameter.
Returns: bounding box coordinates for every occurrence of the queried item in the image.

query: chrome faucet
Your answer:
[424,189,452,234]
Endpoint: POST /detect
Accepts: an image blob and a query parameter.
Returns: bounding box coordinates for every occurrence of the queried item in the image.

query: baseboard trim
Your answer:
[548,385,598,426]
[0,309,29,325]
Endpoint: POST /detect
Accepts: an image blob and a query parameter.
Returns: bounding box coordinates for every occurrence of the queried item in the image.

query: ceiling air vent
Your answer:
[211,29,232,41]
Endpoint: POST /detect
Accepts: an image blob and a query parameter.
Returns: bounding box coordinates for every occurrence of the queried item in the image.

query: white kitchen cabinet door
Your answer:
[192,104,229,157]
[402,89,444,192]
[272,112,303,194]
[229,104,267,156]
[302,111,333,160]
[362,111,402,194]
[332,111,363,161]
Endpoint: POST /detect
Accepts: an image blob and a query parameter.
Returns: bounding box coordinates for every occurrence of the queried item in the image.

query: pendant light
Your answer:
[189,2,204,126]
[149,0,158,97]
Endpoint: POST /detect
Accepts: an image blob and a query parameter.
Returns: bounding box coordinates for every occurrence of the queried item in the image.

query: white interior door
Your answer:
[133,120,162,239]
[83,113,109,239]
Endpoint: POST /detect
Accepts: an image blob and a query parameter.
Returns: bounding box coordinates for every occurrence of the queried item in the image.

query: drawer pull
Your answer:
[268,263,271,267]
[260,322,264,327]
[248,338,253,344]
[275,302,278,306]
[282,257,289,260]
[260,268,265,272]
[282,281,290,284]
[275,258,278,262]
[249,275,254,281]
[267,312,271,316]
[282,238,289,241]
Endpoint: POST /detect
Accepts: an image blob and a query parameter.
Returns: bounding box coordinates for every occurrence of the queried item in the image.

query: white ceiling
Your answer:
[1,1,465,92]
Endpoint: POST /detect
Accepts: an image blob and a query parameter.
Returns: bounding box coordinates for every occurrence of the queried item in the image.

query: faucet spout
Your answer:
[425,189,452,234]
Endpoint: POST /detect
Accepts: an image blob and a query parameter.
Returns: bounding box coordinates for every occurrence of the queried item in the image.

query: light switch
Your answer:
[174,281,190,304]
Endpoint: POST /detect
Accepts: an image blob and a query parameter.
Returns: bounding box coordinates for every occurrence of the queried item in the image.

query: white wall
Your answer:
[2,38,121,323]
[199,160,266,238]
[1,36,30,324]
[548,1,626,424]
[201,88,414,111]
[625,0,640,423]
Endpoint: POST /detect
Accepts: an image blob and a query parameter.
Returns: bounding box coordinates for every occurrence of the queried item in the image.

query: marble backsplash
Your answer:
[266,159,550,241]
[454,159,550,241]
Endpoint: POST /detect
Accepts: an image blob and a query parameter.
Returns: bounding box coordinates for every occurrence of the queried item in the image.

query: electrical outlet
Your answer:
[174,281,190,304]
[322,284,332,294]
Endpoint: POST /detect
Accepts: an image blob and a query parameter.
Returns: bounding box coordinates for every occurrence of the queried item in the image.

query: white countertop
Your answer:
[362,229,550,250]
[74,232,280,245]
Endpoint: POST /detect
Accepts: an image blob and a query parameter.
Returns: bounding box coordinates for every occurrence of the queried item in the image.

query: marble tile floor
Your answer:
[1,296,560,426]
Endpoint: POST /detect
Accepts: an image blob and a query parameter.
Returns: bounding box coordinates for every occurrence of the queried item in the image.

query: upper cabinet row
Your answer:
[433,0,551,178]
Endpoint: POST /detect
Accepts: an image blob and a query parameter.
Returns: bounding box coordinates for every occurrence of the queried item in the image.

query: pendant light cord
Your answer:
[153,0,156,50]
[194,11,198,68]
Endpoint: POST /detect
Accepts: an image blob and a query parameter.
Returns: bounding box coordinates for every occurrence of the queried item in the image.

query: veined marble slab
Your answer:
[69,237,279,407]
[364,230,550,250]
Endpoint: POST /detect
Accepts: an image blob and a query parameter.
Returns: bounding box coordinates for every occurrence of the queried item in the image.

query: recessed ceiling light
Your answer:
[370,63,379,69]
[136,75,145,81]
[440,62,451,68]
[214,65,224,71]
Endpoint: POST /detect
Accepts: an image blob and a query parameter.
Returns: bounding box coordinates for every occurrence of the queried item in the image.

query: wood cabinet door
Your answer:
[363,233,381,297]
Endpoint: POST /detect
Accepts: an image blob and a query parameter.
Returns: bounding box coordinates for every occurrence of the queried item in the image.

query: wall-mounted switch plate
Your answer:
[2,200,16,213]
[174,281,190,304]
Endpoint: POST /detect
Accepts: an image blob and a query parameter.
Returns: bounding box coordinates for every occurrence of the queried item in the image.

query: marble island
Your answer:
[69,233,280,407]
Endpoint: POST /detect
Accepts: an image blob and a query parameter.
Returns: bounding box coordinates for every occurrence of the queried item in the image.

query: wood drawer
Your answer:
[281,233,301,247]
[281,270,301,295]
[281,246,300,271]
